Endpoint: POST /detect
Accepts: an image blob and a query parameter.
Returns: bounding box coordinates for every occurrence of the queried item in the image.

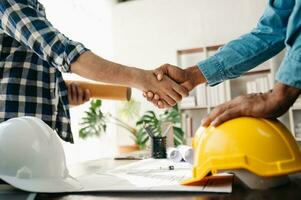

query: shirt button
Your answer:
[50,89,55,97]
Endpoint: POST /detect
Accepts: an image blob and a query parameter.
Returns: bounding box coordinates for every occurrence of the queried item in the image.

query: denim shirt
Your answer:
[198,0,301,89]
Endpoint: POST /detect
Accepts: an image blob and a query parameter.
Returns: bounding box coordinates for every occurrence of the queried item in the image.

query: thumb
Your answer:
[181,81,194,92]
[154,69,164,81]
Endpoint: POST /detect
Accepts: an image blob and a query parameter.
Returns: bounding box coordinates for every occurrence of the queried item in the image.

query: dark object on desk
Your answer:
[114,156,142,160]
[151,136,167,159]
[143,123,167,159]
[114,150,149,160]
[169,165,174,170]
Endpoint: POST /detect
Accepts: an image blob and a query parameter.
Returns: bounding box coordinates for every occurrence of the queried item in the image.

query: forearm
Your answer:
[71,51,143,89]
[269,82,301,116]
[185,65,207,88]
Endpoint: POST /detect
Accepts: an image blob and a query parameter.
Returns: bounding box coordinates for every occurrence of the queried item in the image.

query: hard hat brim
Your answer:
[181,173,234,186]
[181,177,206,186]
[0,174,83,193]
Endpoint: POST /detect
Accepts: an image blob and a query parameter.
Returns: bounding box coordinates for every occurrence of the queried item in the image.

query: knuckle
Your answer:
[169,100,176,106]
[78,88,83,94]
[212,105,223,115]
[175,95,181,102]
[224,110,233,117]
[152,99,158,104]
[214,104,223,111]
[215,117,222,124]
[179,87,188,97]
[73,83,79,89]
[184,90,189,97]
[236,95,244,102]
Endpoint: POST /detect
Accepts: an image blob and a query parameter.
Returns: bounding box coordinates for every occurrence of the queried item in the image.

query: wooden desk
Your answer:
[36,158,301,200]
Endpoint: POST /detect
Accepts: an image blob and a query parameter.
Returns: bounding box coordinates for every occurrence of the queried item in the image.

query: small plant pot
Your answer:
[118,144,140,153]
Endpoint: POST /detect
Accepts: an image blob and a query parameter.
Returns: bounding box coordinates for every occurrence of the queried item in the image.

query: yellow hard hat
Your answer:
[182,117,301,186]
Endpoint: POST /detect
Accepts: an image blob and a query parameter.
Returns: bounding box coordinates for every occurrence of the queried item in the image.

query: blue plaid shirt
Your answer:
[0,0,88,142]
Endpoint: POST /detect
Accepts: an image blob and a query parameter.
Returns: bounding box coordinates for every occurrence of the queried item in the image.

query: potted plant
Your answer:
[79,99,184,152]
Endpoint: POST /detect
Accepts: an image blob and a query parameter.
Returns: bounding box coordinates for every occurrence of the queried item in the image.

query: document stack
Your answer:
[295,123,301,139]
[206,83,226,107]
[195,83,226,108]
[293,98,301,107]
[196,84,207,107]
[180,96,196,108]
[246,75,273,94]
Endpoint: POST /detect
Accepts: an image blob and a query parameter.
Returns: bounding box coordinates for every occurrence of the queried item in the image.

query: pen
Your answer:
[162,124,173,137]
[159,165,175,170]
[114,156,142,160]
[143,123,155,138]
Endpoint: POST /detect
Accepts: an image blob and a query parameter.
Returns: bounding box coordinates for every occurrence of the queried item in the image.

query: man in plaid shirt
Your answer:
[0,0,189,143]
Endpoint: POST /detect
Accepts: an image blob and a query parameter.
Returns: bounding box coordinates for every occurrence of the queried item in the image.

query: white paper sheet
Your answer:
[2,159,233,193]
[106,159,191,188]
[75,158,233,193]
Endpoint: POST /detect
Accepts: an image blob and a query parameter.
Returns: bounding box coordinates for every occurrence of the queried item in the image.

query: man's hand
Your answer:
[134,69,189,107]
[154,64,196,90]
[67,82,91,106]
[202,83,301,127]
[70,52,194,108]
[144,64,206,108]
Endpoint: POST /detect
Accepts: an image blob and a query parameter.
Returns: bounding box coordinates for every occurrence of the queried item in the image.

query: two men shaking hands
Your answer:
[2,0,301,143]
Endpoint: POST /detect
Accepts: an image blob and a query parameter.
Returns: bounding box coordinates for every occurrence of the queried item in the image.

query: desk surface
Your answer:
[36,158,301,200]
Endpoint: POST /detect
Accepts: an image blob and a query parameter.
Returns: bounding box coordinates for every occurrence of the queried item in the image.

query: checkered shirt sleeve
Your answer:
[0,0,89,143]
[0,0,87,72]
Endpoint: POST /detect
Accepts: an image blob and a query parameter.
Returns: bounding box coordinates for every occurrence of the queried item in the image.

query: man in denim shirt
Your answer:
[146,0,301,127]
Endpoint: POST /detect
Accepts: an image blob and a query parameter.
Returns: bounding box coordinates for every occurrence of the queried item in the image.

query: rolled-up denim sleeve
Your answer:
[0,0,88,73]
[198,0,294,86]
[276,51,301,89]
[276,0,301,89]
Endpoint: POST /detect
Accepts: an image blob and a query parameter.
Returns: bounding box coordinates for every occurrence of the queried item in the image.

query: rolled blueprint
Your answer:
[65,80,131,101]
[167,145,194,164]
[167,147,182,162]
[178,145,194,164]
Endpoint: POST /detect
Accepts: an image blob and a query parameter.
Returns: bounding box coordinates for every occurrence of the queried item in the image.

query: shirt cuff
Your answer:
[61,40,89,73]
[197,55,226,86]
[276,52,301,89]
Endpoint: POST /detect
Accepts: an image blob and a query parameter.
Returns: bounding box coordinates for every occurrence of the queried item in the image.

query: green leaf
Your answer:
[173,127,184,146]
[78,99,107,139]
[135,128,149,149]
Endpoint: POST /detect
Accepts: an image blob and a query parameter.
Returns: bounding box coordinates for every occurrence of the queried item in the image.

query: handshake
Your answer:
[136,64,206,109]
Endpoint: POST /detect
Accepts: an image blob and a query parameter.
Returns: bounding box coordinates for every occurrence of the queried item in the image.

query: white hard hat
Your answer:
[0,116,82,192]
